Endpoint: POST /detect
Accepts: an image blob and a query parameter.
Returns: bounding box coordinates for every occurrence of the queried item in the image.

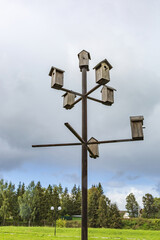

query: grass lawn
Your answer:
[0,226,160,240]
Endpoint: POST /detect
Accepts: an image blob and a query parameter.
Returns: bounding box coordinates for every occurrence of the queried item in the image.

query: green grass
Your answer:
[0,226,160,240]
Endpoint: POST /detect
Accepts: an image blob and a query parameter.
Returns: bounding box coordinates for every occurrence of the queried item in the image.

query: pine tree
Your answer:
[88,187,100,227]
[31,181,45,224]
[71,185,81,215]
[98,195,110,227]
[109,203,122,228]
[61,187,73,216]
[44,184,53,222]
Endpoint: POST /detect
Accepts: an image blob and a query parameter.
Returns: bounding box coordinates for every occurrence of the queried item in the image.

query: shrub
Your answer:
[66,220,81,228]
[56,219,67,228]
[122,218,160,230]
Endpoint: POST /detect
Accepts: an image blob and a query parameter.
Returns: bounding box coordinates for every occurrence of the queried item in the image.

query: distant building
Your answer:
[123,212,130,219]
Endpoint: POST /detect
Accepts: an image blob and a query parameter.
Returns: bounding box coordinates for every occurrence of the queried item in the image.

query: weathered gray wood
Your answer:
[32,142,81,147]
[60,87,83,97]
[49,66,64,89]
[93,59,112,85]
[130,116,144,140]
[88,137,99,159]
[63,92,76,109]
[85,84,101,96]
[78,50,91,71]
[101,85,116,105]
[32,138,140,148]
[87,96,105,104]
[64,122,95,158]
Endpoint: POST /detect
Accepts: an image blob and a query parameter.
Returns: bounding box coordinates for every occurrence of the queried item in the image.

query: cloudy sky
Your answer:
[0,0,160,210]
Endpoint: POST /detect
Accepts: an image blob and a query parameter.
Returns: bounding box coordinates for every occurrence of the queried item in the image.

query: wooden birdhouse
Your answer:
[63,92,76,109]
[88,137,99,159]
[78,50,91,71]
[101,85,116,106]
[93,59,112,85]
[130,116,144,140]
[49,66,64,89]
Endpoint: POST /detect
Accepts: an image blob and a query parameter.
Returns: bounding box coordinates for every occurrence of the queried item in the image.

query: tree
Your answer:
[88,186,100,227]
[61,187,73,216]
[0,191,10,225]
[71,185,81,215]
[109,203,122,228]
[18,193,31,225]
[125,193,139,218]
[43,184,53,222]
[142,193,155,218]
[31,181,45,224]
[0,180,11,225]
[153,198,160,218]
[97,182,104,196]
[98,195,110,227]
[18,181,36,225]
[17,182,25,198]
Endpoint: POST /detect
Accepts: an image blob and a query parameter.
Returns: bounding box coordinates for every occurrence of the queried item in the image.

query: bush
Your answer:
[122,218,160,230]
[66,220,81,228]
[56,219,67,228]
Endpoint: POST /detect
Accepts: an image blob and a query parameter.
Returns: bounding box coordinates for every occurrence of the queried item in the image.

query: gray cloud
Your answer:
[127,175,140,181]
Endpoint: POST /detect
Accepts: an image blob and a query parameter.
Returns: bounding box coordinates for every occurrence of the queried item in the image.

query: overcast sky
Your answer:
[0,0,160,210]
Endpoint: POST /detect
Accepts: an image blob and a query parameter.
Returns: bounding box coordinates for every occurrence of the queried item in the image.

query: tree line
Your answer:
[126,192,160,219]
[0,179,160,228]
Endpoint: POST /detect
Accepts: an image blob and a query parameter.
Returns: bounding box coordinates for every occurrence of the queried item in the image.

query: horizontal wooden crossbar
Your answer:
[32,138,140,148]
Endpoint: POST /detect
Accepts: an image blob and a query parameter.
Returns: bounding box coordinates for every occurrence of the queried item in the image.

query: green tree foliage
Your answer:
[2,177,160,227]
[61,187,73,216]
[125,193,139,218]
[0,180,10,225]
[153,198,160,218]
[17,182,25,198]
[18,193,31,225]
[98,195,110,227]
[31,181,45,224]
[142,193,155,218]
[71,184,81,215]
[109,203,122,228]
[88,186,100,227]
[18,181,35,226]
[43,184,53,222]
[88,184,122,228]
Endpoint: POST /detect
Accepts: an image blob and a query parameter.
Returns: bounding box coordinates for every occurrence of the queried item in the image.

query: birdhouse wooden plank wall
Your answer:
[93,59,112,85]
[49,67,64,89]
[101,85,116,105]
[130,116,144,140]
[78,50,91,71]
[88,137,99,159]
[63,92,76,109]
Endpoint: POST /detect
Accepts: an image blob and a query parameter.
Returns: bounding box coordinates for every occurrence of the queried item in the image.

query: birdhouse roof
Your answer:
[88,137,98,143]
[93,59,113,70]
[49,66,65,76]
[78,50,91,60]
[62,92,76,97]
[101,85,116,92]
[130,116,144,122]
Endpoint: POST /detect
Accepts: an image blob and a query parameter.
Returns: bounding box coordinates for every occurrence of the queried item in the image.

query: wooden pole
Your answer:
[81,67,88,240]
